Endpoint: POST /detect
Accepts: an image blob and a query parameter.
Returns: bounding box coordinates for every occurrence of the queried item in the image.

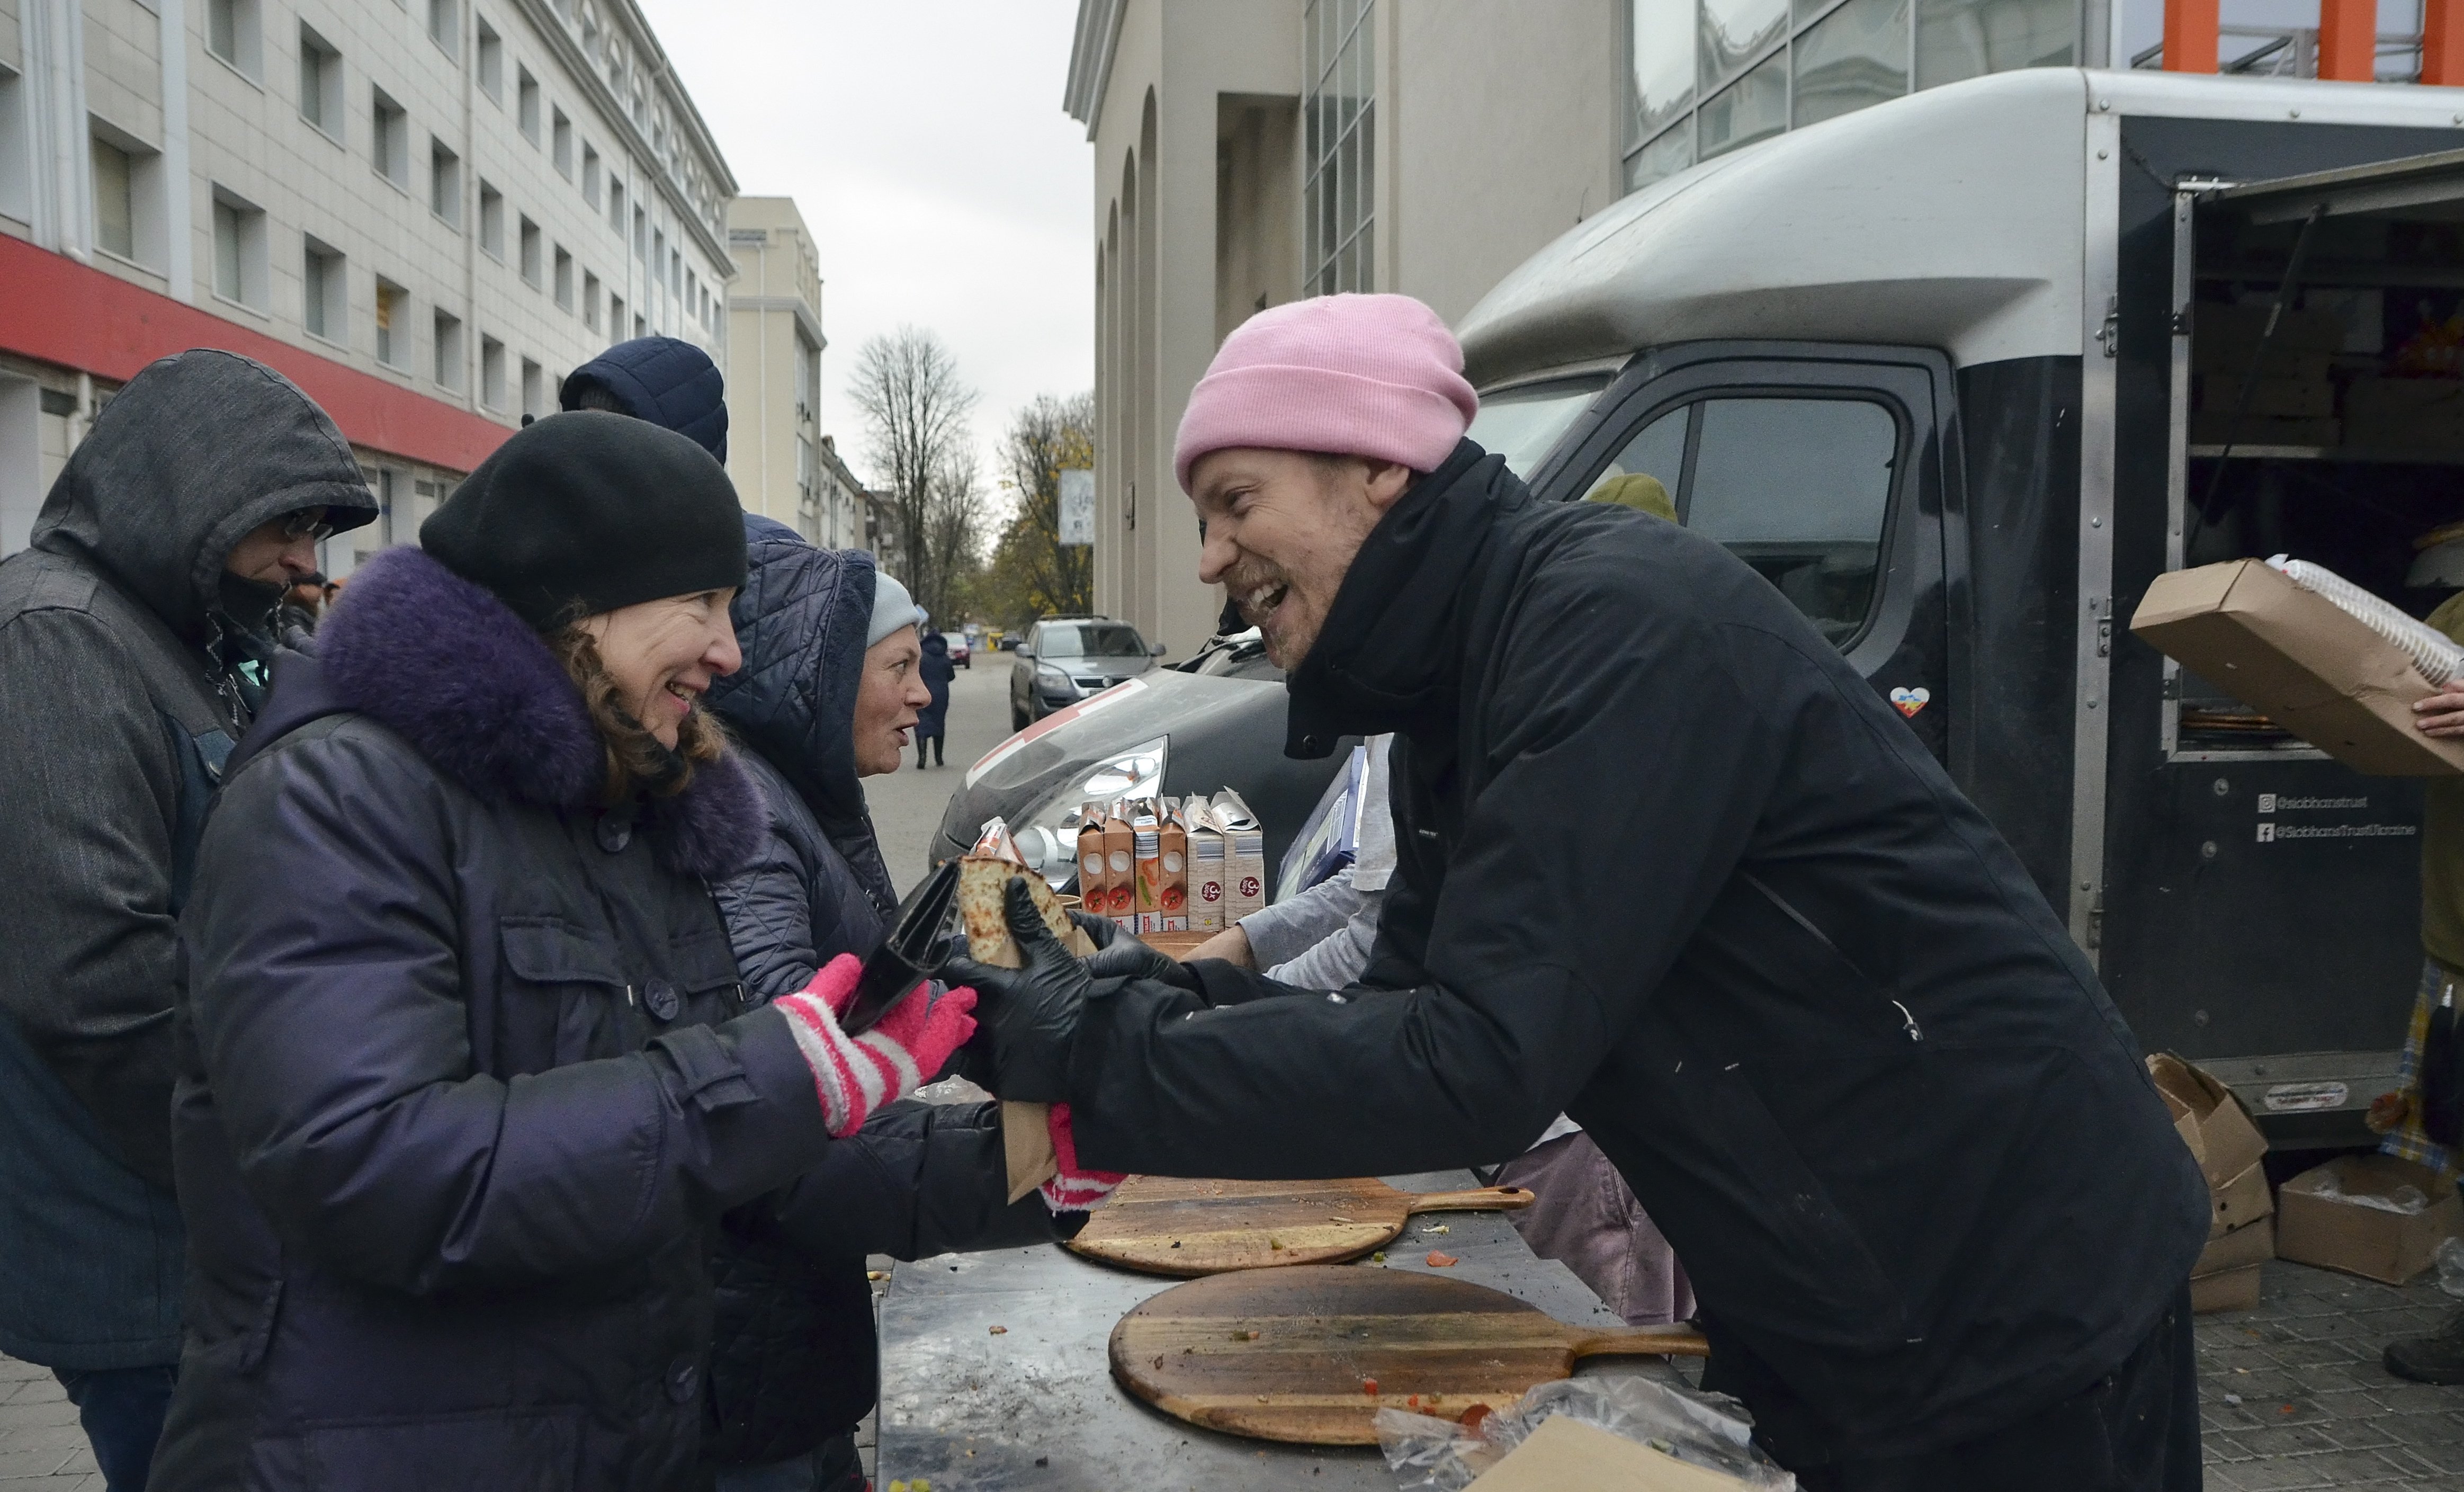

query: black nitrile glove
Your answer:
[1071,910,1180,983]
[942,877,1093,1103]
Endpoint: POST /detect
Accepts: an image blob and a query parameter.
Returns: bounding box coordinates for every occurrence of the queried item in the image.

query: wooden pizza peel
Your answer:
[1069,1174,1536,1275]
[1108,1265,1709,1446]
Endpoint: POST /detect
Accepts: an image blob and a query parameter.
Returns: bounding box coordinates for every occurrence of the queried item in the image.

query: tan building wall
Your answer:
[1063,0,1625,660]
[723,194,867,549]
[0,0,736,566]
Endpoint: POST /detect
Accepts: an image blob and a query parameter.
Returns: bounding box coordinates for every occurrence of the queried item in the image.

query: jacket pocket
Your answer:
[301,1407,580,1491]
[1655,1055,1916,1352]
[498,917,635,1067]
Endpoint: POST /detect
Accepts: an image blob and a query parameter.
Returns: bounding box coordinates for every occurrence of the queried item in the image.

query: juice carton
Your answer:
[1132,802,1163,934]
[1101,809,1136,930]
[1159,807,1189,933]
[1186,804,1227,932]
[1076,813,1109,910]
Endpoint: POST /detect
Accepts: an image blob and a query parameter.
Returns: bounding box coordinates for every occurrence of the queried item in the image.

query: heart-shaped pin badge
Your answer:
[1889,686,1930,718]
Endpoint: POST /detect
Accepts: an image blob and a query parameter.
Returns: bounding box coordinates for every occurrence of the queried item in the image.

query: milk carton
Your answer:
[1212,790,1267,925]
[1185,804,1227,932]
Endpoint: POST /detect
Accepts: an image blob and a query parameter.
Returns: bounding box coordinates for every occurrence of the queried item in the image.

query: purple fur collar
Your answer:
[318,547,761,879]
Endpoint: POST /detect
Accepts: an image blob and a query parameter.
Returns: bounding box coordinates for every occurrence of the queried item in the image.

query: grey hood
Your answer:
[31,350,379,639]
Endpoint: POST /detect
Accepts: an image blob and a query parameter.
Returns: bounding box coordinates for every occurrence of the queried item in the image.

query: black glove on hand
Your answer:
[1070,911,1180,983]
[942,877,1094,1103]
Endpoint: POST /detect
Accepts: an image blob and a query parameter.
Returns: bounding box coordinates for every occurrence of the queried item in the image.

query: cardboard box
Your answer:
[2131,560,2464,776]
[2345,377,2464,450]
[2146,1053,2269,1190]
[1186,809,1227,932]
[1213,791,1267,925]
[2197,375,2334,419]
[2195,1214,2274,1276]
[2276,1155,2464,1285]
[1464,1413,1750,1490]
[2210,1159,2274,1239]
[2189,1263,2264,1314]
[2193,302,2349,372]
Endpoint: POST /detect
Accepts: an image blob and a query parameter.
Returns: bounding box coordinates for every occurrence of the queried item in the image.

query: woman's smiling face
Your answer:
[579,588,741,748]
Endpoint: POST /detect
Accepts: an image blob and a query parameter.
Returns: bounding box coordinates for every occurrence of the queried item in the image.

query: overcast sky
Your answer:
[631,0,1094,506]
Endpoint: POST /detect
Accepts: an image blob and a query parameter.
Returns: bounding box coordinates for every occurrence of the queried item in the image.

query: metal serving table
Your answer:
[874,1170,1690,1490]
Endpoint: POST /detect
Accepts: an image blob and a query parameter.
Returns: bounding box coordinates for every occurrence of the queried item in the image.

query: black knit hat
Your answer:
[422,410,747,629]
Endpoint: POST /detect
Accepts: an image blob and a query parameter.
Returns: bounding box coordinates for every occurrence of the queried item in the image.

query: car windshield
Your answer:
[1041,623,1144,658]
[1464,377,1609,477]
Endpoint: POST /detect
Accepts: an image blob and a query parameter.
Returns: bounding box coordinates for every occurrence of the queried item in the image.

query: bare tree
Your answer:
[984,391,1096,622]
[847,327,979,618]
[922,449,989,626]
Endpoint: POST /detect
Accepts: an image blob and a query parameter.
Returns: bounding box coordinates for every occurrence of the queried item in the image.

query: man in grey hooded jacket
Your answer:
[0,351,376,1489]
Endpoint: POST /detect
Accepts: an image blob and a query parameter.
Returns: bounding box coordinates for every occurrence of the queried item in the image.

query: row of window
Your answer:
[207,0,721,327]
[1622,0,2077,188]
[209,180,659,412]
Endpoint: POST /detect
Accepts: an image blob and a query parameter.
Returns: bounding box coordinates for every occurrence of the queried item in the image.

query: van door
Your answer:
[1544,346,1956,764]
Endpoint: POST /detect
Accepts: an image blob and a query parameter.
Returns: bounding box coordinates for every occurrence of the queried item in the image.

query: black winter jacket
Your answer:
[916,631,954,738]
[0,352,375,1370]
[156,546,838,1492]
[1064,442,2209,1465]
[703,520,1064,1465]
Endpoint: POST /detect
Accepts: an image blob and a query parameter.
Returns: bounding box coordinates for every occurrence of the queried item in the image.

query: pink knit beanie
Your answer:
[1173,293,1480,494]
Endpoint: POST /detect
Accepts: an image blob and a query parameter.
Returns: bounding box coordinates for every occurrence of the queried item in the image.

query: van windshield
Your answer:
[1466,377,1608,477]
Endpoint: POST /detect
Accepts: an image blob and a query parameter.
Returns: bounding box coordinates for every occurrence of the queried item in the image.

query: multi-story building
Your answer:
[1061,0,2459,655]
[0,0,736,575]
[723,194,866,549]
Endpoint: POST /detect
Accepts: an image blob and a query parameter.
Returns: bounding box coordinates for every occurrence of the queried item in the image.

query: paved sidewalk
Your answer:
[0,1257,2454,1488]
[2199,1259,2463,1490]
[0,1357,98,1488]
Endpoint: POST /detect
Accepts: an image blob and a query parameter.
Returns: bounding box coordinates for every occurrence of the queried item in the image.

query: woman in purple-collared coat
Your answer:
[154,414,972,1492]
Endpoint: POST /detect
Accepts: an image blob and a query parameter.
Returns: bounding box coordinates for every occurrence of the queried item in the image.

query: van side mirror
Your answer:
[1016,645,1035,659]
[1151,641,1168,657]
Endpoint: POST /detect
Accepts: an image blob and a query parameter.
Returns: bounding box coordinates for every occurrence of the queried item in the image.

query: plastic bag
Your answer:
[1375,1375,1796,1490]
[2265,555,2464,685]
[2308,1171,2430,1215]
[2437,1236,2464,1299]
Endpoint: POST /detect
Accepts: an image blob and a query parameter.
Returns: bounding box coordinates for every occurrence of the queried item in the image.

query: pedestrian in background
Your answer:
[705,522,1077,1491]
[0,351,376,1491]
[153,414,976,1490]
[915,628,955,768]
[560,333,730,460]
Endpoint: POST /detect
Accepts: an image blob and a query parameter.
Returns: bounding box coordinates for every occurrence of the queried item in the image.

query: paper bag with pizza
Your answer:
[954,854,1098,1202]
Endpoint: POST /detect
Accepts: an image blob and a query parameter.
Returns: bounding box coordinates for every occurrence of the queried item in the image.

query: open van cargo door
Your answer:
[2127,142,2464,1143]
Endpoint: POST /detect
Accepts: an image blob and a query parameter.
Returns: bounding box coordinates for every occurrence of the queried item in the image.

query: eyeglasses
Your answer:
[282,508,336,542]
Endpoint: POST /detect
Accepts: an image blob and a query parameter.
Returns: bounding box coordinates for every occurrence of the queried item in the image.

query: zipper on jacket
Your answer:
[1741,871,1922,1043]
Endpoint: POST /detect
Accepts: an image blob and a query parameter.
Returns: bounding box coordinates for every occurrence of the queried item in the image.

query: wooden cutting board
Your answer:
[1109,1266,1710,1446]
[1069,1175,1536,1275]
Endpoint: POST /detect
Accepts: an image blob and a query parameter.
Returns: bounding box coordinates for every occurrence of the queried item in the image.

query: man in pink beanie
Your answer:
[953,293,2206,1489]
[1166,293,1476,668]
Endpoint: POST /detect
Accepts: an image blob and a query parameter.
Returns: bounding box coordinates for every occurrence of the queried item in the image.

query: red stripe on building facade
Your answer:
[0,234,512,475]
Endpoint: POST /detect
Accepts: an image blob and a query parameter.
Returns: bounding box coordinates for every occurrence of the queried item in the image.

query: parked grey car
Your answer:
[1008,616,1162,730]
